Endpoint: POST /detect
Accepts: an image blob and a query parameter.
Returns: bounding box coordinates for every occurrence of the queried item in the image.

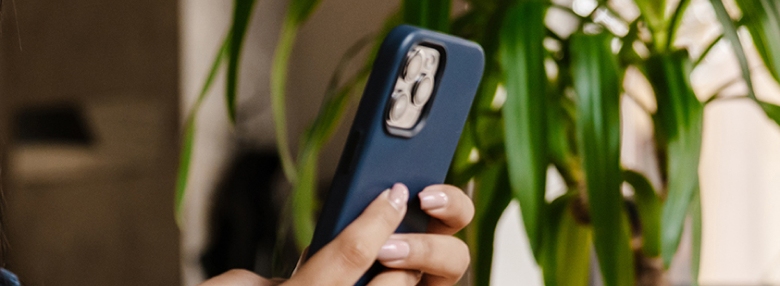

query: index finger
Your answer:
[288,183,409,285]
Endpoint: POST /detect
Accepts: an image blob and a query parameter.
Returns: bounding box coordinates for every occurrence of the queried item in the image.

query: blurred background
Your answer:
[0,0,778,285]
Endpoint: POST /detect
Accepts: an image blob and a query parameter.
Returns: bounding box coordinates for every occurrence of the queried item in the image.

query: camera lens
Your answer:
[389,92,409,121]
[425,53,437,69]
[403,50,424,82]
[412,76,434,106]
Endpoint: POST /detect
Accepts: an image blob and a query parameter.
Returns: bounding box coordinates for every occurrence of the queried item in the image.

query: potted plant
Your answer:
[178,0,780,284]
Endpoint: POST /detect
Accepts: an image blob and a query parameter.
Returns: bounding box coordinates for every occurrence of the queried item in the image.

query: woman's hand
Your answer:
[200,183,475,286]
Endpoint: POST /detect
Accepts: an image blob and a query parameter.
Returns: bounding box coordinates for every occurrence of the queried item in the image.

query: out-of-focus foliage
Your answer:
[178,0,780,284]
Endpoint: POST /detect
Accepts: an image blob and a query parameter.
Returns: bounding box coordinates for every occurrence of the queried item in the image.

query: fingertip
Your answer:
[388,183,409,211]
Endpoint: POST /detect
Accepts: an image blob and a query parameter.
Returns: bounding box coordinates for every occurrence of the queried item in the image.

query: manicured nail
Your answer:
[388,183,409,211]
[419,189,448,210]
[377,239,410,262]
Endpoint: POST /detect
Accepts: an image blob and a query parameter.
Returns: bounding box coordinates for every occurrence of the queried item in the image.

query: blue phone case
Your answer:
[308,25,484,285]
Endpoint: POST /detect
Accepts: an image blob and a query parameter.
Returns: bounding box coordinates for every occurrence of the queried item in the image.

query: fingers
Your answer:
[377,233,470,286]
[367,270,422,286]
[288,183,409,286]
[198,269,281,286]
[419,185,475,235]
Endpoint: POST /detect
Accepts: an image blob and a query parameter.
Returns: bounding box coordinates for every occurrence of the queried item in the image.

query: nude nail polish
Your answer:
[388,183,409,211]
[377,239,410,262]
[419,189,448,210]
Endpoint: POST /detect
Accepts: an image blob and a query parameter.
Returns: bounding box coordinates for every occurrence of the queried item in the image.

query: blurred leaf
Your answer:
[690,186,702,285]
[694,35,723,67]
[623,169,661,257]
[467,162,512,286]
[175,33,230,219]
[735,0,780,83]
[225,0,257,123]
[757,101,780,126]
[288,0,324,24]
[288,31,380,250]
[499,1,548,258]
[710,0,779,127]
[547,95,580,187]
[570,32,634,286]
[402,0,451,32]
[288,12,400,250]
[667,0,691,49]
[709,0,754,100]
[735,0,780,127]
[645,51,703,268]
[271,0,326,183]
[635,0,668,49]
[540,194,591,286]
[446,119,479,187]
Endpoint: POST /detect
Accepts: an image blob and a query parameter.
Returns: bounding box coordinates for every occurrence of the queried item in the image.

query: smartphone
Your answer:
[308,25,484,284]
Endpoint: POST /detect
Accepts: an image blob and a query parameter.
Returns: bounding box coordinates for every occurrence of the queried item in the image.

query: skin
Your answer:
[200,183,475,286]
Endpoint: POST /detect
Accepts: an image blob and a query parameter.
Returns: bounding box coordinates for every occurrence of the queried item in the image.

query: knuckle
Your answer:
[406,270,423,285]
[452,239,471,276]
[374,205,402,230]
[337,238,374,269]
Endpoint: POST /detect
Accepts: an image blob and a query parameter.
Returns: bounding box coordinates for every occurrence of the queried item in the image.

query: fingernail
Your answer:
[419,189,448,210]
[388,183,409,211]
[377,239,410,262]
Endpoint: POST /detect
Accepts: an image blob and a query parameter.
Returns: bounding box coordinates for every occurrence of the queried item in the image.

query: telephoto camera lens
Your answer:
[404,50,424,82]
[390,92,409,121]
[413,76,434,106]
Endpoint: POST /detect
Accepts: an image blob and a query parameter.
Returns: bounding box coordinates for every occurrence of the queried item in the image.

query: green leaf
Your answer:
[709,0,755,100]
[645,51,703,268]
[735,0,780,128]
[175,33,230,219]
[402,0,451,32]
[690,186,702,286]
[540,193,591,286]
[635,0,669,49]
[623,169,661,257]
[735,0,780,83]
[288,0,324,24]
[499,1,548,258]
[667,0,691,50]
[225,0,257,123]
[710,0,779,126]
[271,0,325,183]
[570,32,634,286]
[757,101,780,126]
[467,162,512,286]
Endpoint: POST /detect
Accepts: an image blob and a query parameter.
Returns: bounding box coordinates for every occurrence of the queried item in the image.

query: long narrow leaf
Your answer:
[225,0,257,123]
[645,51,703,268]
[570,32,634,286]
[468,163,512,286]
[735,0,780,83]
[175,34,231,218]
[623,169,661,257]
[271,20,300,183]
[402,0,451,32]
[499,1,548,258]
[690,185,702,286]
[734,0,780,127]
[757,101,780,126]
[540,193,591,286]
[709,0,755,100]
[709,0,780,127]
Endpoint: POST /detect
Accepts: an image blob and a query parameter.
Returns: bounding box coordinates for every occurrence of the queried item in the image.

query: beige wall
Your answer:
[0,0,180,284]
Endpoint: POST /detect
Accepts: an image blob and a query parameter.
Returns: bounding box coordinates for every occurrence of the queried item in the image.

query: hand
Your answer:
[200,183,475,286]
